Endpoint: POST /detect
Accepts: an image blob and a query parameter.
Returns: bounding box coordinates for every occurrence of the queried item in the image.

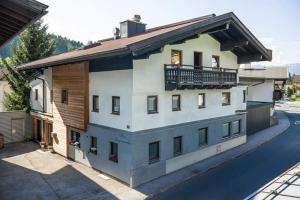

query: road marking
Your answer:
[98,173,110,180]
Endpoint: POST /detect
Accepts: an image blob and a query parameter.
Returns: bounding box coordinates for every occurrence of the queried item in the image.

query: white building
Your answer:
[18,13,272,187]
[0,71,11,112]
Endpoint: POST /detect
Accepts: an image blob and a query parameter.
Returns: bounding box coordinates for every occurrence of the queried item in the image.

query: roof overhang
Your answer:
[0,0,48,47]
[129,12,272,63]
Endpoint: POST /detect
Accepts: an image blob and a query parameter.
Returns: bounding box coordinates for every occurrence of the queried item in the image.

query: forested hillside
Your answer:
[0,34,83,58]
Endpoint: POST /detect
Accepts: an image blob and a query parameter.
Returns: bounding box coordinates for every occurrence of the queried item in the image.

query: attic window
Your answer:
[212,55,220,68]
[171,50,182,65]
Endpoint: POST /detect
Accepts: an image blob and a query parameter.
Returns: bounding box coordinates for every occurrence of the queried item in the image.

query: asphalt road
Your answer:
[152,111,300,200]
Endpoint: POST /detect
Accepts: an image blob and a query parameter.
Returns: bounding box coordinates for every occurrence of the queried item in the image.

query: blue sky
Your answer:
[40,0,300,66]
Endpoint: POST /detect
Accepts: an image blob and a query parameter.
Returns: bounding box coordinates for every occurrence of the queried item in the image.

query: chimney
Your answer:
[120,15,146,38]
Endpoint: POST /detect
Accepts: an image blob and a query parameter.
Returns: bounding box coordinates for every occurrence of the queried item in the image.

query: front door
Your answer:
[36,119,42,142]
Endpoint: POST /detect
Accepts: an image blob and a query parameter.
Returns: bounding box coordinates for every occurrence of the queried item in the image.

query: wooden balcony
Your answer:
[164,64,238,90]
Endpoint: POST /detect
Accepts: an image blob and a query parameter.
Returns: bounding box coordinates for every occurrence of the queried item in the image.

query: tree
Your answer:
[0,20,54,111]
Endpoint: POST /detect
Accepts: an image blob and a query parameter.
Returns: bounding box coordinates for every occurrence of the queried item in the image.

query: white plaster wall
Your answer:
[247,80,274,103]
[166,135,246,173]
[29,68,53,114]
[89,70,133,131]
[0,81,11,112]
[131,34,243,131]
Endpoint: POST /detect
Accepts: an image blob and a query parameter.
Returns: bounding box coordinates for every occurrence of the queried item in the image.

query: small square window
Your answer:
[222,122,231,138]
[109,142,118,163]
[199,128,208,146]
[222,92,230,106]
[149,141,160,164]
[61,89,68,104]
[92,95,99,112]
[112,96,120,115]
[90,136,97,154]
[171,50,182,65]
[243,90,246,103]
[172,95,181,111]
[173,136,182,157]
[198,93,205,108]
[232,120,241,135]
[35,89,38,101]
[147,96,158,114]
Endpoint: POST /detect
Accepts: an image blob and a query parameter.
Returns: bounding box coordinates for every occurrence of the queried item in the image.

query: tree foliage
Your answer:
[0,20,55,111]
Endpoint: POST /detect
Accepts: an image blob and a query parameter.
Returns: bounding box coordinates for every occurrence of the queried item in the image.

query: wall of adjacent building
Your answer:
[247,80,274,103]
[0,81,10,112]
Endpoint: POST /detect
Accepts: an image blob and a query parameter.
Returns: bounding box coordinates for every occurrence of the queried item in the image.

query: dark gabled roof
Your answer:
[17,12,272,70]
[293,75,300,83]
[0,0,48,47]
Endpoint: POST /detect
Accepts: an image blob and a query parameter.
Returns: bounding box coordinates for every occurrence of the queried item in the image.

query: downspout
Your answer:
[35,76,45,113]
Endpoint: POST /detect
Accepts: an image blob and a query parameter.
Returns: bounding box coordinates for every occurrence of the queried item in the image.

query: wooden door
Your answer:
[11,119,24,143]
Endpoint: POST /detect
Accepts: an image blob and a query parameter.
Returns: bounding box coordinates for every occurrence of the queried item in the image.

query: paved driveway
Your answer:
[152,110,300,200]
[0,142,146,200]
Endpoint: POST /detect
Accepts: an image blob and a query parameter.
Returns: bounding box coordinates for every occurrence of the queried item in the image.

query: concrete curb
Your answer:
[140,111,290,199]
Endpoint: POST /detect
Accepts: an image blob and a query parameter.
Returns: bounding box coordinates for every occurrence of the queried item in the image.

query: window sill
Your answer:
[222,103,231,106]
[92,110,99,113]
[149,159,160,165]
[172,109,181,112]
[111,112,120,115]
[147,111,159,114]
[198,106,206,109]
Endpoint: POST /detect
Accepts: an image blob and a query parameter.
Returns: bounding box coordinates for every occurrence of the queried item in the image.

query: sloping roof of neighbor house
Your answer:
[0,0,48,47]
[293,75,300,83]
[239,67,288,80]
[17,12,272,70]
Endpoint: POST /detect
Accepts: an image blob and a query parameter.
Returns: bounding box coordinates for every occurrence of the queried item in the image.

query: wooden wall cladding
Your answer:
[52,62,89,131]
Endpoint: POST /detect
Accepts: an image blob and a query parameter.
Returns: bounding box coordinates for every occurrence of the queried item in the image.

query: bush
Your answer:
[290,94,296,101]
[287,87,294,97]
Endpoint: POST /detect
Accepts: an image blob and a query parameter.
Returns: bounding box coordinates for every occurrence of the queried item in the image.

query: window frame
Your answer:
[212,55,220,68]
[243,90,246,103]
[222,92,231,106]
[147,95,158,114]
[149,141,160,164]
[109,142,118,163]
[198,93,206,108]
[172,94,181,111]
[222,122,231,139]
[92,95,99,112]
[232,120,241,135]
[194,51,203,69]
[199,128,208,147]
[61,89,68,104]
[173,136,183,157]
[35,89,38,101]
[90,136,97,154]
[171,49,182,66]
[111,96,120,115]
[50,90,53,103]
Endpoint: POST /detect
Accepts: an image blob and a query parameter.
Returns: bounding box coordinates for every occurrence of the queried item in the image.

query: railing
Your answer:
[164,64,237,90]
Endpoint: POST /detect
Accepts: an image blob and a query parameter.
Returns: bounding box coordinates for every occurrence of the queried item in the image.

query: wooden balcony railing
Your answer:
[164,64,238,90]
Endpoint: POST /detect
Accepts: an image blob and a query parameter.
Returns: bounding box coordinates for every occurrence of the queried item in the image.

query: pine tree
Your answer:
[0,20,54,111]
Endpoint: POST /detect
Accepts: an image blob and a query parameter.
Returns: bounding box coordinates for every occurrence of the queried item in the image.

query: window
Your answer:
[173,136,182,156]
[112,96,120,115]
[70,130,80,147]
[212,55,220,68]
[199,128,208,146]
[222,92,230,106]
[35,89,38,101]
[243,90,246,103]
[222,122,231,138]
[50,90,53,103]
[147,96,158,114]
[171,49,182,65]
[198,93,205,108]
[92,95,99,112]
[194,52,203,69]
[172,95,181,111]
[61,89,68,104]
[109,142,118,163]
[90,136,97,154]
[149,141,160,164]
[232,120,241,135]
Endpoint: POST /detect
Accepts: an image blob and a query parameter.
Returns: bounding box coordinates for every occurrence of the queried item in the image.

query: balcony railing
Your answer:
[164,64,237,90]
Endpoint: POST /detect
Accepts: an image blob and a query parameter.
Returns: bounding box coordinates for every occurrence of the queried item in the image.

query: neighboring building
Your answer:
[239,67,288,135]
[0,70,11,112]
[293,75,300,94]
[18,13,272,187]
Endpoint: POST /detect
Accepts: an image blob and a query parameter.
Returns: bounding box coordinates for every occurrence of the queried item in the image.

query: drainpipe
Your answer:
[35,76,45,113]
